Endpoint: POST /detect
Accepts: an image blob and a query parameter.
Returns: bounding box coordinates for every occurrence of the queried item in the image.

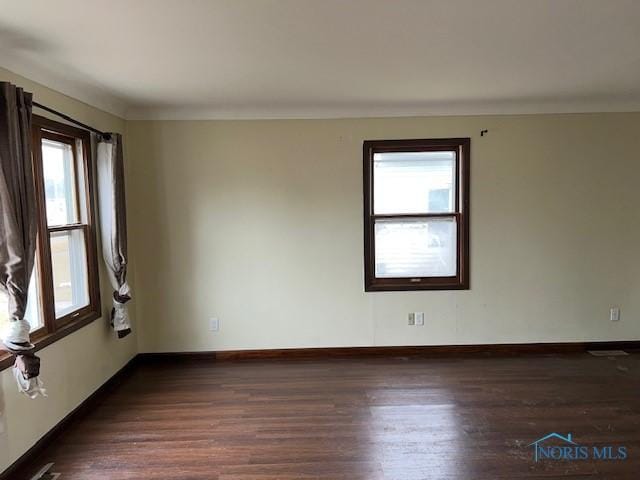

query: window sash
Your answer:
[373,214,460,279]
[49,227,91,323]
[373,148,458,216]
[41,131,85,227]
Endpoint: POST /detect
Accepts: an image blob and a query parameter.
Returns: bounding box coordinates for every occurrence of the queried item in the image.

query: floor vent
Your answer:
[30,463,61,480]
[588,350,629,357]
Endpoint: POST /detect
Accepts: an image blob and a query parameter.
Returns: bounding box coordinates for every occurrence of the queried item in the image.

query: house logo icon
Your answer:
[528,433,577,462]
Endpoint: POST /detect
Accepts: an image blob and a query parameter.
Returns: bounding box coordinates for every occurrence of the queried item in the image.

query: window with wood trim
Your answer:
[0,116,101,354]
[363,138,470,291]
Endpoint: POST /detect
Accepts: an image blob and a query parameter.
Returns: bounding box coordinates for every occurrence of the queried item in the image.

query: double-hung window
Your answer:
[363,138,470,291]
[0,115,100,361]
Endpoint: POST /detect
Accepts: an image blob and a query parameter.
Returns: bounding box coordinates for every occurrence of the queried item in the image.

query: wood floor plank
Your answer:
[12,353,640,479]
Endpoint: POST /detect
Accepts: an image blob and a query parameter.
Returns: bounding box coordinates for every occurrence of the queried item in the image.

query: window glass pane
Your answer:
[0,265,43,333]
[50,230,89,317]
[373,151,455,214]
[375,218,457,278]
[42,139,78,226]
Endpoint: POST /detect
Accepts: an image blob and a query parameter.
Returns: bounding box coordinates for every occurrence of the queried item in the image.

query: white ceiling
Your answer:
[2,0,640,120]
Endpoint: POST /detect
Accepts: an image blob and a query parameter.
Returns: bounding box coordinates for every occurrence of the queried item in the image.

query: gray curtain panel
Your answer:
[97,134,132,338]
[0,82,45,398]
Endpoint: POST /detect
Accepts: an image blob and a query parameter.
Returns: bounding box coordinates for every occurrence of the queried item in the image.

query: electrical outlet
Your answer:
[415,312,425,326]
[209,317,220,332]
[408,313,415,326]
[610,307,620,322]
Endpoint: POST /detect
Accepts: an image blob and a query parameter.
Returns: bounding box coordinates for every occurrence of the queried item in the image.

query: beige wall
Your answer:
[127,113,640,354]
[0,67,137,472]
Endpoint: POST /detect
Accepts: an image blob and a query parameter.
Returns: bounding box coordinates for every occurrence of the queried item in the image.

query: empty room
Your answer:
[1,1,639,479]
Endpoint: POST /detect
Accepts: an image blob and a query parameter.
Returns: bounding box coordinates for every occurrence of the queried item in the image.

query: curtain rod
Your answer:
[32,101,111,139]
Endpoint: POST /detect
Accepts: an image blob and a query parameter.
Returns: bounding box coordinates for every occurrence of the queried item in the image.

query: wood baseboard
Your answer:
[137,340,640,362]
[0,355,139,480]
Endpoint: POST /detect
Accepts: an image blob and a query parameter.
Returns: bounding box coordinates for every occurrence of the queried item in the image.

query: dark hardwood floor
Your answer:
[13,352,640,479]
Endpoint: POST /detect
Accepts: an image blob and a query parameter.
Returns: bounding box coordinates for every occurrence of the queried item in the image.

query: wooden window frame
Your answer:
[0,115,101,370]
[363,138,470,292]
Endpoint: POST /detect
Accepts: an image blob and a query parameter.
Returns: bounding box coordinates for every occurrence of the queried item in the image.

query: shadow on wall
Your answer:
[0,369,5,428]
[0,23,128,106]
[127,124,202,350]
[0,25,52,53]
[0,373,7,462]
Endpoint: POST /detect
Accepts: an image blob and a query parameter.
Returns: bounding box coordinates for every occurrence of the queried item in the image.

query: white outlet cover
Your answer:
[415,312,425,326]
[209,318,220,331]
[610,308,620,322]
